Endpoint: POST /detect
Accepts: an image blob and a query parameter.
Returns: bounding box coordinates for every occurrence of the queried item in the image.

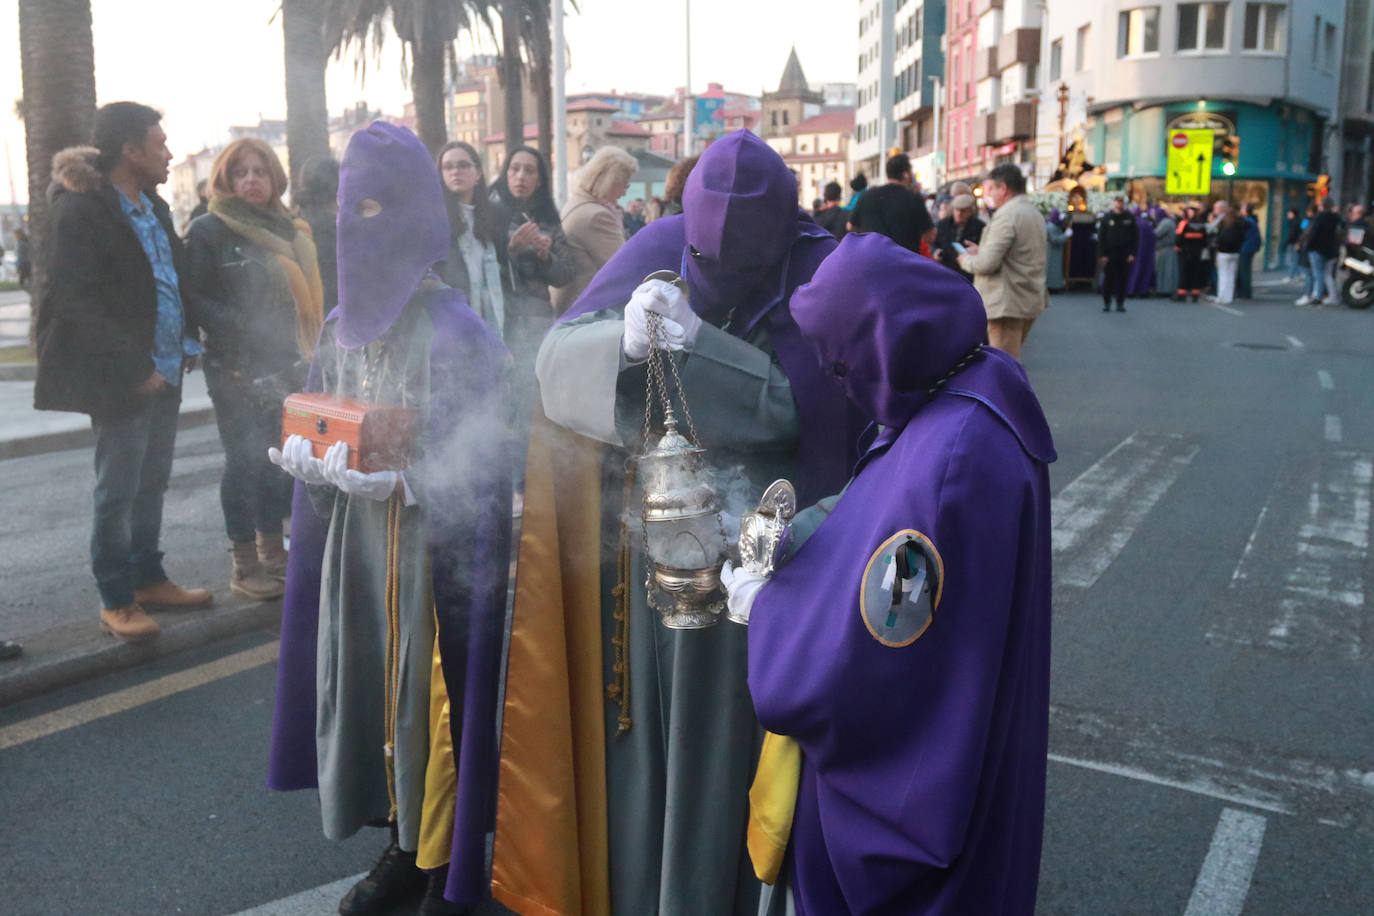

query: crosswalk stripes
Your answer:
[1051,431,1199,590]
[1182,809,1268,916]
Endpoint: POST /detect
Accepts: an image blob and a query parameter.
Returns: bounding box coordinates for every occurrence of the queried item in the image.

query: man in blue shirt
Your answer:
[35,102,210,643]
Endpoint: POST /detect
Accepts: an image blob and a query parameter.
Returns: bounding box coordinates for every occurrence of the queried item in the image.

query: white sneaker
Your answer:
[1321,295,1336,305]
[1295,295,1312,305]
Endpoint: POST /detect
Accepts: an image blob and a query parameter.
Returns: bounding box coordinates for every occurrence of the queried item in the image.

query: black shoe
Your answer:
[416,867,471,916]
[0,640,20,662]
[1102,304,1111,312]
[1116,305,1126,312]
[339,841,426,915]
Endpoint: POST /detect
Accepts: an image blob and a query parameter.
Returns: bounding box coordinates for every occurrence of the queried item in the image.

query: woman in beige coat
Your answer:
[957,165,1048,360]
[550,146,637,313]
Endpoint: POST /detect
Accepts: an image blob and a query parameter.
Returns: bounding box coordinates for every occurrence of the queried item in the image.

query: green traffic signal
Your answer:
[1222,161,1236,176]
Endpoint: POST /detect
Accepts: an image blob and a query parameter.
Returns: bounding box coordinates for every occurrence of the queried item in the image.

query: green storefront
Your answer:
[1089,100,1325,269]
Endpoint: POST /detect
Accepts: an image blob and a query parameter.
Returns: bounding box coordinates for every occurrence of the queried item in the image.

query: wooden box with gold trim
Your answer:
[281,393,416,473]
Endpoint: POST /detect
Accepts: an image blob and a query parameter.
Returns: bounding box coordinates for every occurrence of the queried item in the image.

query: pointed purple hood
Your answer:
[335,121,450,349]
[681,130,801,322]
[790,232,989,429]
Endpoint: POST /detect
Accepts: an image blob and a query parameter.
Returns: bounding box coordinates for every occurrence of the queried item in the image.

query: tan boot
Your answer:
[230,541,285,601]
[100,604,160,643]
[134,579,213,608]
[256,531,288,580]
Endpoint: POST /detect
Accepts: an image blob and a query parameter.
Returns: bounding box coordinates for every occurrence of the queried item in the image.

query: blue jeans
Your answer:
[1308,251,1331,299]
[90,387,181,608]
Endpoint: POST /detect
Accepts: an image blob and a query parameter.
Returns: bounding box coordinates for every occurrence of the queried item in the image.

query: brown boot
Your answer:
[100,604,160,643]
[230,541,285,601]
[134,579,213,608]
[256,531,288,580]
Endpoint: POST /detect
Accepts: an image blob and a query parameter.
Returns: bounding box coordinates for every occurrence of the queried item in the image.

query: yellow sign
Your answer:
[1166,129,1213,196]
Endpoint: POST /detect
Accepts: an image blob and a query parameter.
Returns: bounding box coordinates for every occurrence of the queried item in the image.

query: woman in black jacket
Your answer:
[186,138,324,600]
[489,145,574,497]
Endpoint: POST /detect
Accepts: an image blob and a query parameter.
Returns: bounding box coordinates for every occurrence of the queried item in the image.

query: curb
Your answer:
[0,362,36,382]
[0,592,281,707]
[0,404,217,462]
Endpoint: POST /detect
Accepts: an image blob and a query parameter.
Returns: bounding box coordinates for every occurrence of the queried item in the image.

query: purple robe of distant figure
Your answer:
[748,232,1056,915]
[266,121,512,907]
[561,129,867,504]
[1127,210,1157,295]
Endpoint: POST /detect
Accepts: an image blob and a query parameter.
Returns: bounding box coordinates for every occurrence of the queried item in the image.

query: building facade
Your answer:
[761,49,826,137]
[1036,0,1344,266]
[765,109,857,206]
[856,0,898,180]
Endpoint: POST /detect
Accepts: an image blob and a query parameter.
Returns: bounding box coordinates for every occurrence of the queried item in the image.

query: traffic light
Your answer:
[1315,174,1330,199]
[1219,134,1239,176]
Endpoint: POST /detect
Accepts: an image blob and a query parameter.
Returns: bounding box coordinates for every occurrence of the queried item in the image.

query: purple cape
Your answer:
[1127,212,1157,295]
[268,119,513,908]
[561,130,865,503]
[749,234,1056,914]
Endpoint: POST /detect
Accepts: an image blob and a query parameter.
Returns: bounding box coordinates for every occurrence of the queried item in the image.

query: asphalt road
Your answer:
[2,285,1373,914]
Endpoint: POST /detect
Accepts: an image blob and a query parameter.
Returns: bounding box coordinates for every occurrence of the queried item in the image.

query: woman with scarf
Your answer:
[436,141,504,335]
[187,138,323,601]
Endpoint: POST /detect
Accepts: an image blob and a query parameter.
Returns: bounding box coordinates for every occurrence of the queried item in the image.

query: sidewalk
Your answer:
[0,291,263,706]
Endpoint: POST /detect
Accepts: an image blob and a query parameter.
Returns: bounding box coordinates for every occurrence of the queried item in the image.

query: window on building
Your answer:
[1118,7,1161,57]
[1076,24,1091,71]
[1311,15,1320,63]
[1242,3,1284,51]
[1026,61,1039,89]
[1177,3,1228,51]
[771,111,778,127]
[1324,21,1338,71]
[783,110,790,125]
[1050,38,1063,80]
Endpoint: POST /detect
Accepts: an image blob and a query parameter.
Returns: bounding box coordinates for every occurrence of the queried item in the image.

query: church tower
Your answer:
[761,48,825,138]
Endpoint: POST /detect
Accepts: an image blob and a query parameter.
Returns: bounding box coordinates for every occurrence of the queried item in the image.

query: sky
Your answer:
[0,0,855,203]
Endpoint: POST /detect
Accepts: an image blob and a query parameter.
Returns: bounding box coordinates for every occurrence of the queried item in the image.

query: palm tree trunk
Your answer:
[500,0,525,152]
[282,0,331,178]
[530,9,553,167]
[411,26,448,156]
[18,0,97,341]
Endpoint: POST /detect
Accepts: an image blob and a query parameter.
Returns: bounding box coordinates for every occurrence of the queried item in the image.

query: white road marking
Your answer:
[0,641,279,751]
[1229,504,1269,584]
[1182,808,1268,916]
[1318,369,1334,391]
[1211,452,1371,658]
[1047,754,1292,816]
[1325,415,1343,442]
[228,873,367,915]
[1051,432,1199,589]
[1207,302,1244,316]
[1286,335,1305,349]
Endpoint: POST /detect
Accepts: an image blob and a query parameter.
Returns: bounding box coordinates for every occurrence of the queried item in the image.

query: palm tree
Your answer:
[518,0,552,164]
[500,0,524,152]
[17,0,97,333]
[281,0,332,176]
[324,0,498,156]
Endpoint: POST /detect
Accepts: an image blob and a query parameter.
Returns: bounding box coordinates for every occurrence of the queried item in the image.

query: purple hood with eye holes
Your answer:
[335,121,451,349]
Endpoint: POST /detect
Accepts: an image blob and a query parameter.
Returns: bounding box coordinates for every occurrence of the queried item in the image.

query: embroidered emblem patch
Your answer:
[859,530,943,647]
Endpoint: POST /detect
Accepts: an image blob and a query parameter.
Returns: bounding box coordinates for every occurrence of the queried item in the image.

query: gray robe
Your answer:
[1045,222,1069,291]
[1154,217,1180,294]
[310,303,436,851]
[537,312,799,916]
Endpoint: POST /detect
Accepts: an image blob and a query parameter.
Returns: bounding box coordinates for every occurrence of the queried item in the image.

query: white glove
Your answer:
[321,441,400,502]
[622,278,702,361]
[268,434,328,486]
[720,560,768,625]
[1065,228,1074,238]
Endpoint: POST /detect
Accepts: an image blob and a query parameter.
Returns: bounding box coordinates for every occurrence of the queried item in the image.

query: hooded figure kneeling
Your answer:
[727,232,1057,915]
[266,122,513,916]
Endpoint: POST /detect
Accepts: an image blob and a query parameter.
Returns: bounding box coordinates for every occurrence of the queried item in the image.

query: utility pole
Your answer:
[553,0,567,206]
[683,0,694,158]
[928,75,942,191]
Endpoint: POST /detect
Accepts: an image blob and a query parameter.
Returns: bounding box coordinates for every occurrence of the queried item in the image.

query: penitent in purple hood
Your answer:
[335,121,450,349]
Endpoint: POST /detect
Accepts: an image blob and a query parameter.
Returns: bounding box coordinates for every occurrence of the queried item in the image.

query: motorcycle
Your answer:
[1340,243,1374,309]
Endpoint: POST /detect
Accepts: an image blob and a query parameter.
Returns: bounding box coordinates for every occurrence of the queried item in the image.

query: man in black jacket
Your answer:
[1097,196,1138,312]
[34,101,211,644]
[813,180,849,239]
[932,192,985,281]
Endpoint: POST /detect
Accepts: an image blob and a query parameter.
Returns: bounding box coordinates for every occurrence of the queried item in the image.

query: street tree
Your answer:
[17,0,97,334]
[281,0,332,176]
[324,0,498,156]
